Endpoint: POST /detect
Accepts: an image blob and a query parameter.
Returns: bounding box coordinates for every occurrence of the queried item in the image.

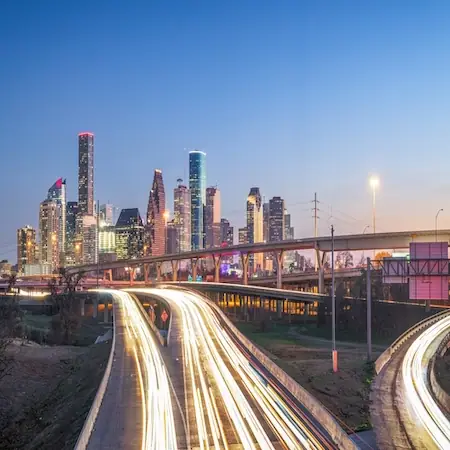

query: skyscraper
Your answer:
[189,150,206,250]
[78,132,94,216]
[146,169,167,256]
[246,187,263,272]
[81,215,97,264]
[205,186,221,248]
[47,178,66,262]
[39,199,60,272]
[100,203,120,226]
[166,220,178,254]
[17,226,36,273]
[173,179,191,253]
[284,211,294,240]
[263,202,269,243]
[220,219,234,246]
[269,196,285,242]
[238,227,248,245]
[65,201,78,265]
[115,208,144,260]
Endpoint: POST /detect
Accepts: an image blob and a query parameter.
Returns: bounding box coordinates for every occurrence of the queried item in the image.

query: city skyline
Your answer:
[4,2,450,262]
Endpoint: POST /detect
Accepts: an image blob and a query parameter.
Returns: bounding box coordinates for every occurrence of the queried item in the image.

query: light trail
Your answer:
[96,290,178,450]
[130,287,334,449]
[402,313,450,450]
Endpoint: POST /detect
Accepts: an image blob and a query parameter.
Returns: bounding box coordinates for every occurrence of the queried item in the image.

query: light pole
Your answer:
[331,224,337,372]
[369,176,379,234]
[362,225,370,263]
[435,208,443,242]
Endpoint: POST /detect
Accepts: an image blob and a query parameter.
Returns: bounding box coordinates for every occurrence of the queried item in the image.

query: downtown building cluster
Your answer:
[16,136,295,276]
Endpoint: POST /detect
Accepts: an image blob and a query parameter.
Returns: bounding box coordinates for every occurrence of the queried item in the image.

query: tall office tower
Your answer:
[269,197,285,242]
[65,201,78,265]
[246,187,263,272]
[263,202,269,242]
[189,150,206,250]
[238,227,248,245]
[17,225,36,273]
[100,203,120,226]
[47,178,66,263]
[98,225,116,254]
[78,132,94,216]
[220,219,234,246]
[166,220,178,254]
[81,215,97,264]
[39,199,60,272]
[174,180,191,253]
[205,186,221,248]
[115,208,144,260]
[284,211,294,240]
[146,169,166,256]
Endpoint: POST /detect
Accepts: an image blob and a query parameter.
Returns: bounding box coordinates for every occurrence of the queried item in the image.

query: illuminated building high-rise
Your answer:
[100,203,120,226]
[269,197,285,242]
[246,187,263,272]
[17,226,36,274]
[81,215,97,264]
[205,186,221,248]
[189,150,206,250]
[263,202,269,242]
[174,180,191,253]
[78,132,94,216]
[115,208,144,260]
[284,211,294,240]
[220,219,234,246]
[166,220,178,254]
[65,201,78,265]
[39,199,60,272]
[47,178,66,262]
[146,169,166,256]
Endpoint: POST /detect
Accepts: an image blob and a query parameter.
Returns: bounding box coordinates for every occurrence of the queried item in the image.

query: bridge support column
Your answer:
[156,262,162,282]
[144,264,150,284]
[171,260,179,282]
[274,250,284,290]
[241,253,249,285]
[104,298,109,323]
[93,297,98,319]
[212,253,221,282]
[129,268,135,286]
[191,258,199,280]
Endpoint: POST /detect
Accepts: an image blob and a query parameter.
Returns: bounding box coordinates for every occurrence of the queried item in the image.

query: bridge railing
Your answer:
[74,300,116,450]
[375,309,450,374]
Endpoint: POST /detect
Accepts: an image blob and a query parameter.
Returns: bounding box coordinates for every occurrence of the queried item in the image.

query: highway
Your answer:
[129,287,337,450]
[84,290,177,449]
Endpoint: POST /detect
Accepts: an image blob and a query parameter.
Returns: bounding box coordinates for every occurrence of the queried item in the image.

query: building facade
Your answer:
[78,132,94,216]
[47,178,66,263]
[220,219,234,246]
[268,196,285,242]
[189,150,206,250]
[81,215,97,264]
[166,220,178,254]
[65,201,78,264]
[173,180,191,253]
[146,169,166,256]
[205,186,221,248]
[17,225,36,274]
[39,199,60,272]
[115,208,144,260]
[246,187,263,271]
[238,227,248,245]
[263,202,269,243]
[99,225,116,254]
[100,203,119,226]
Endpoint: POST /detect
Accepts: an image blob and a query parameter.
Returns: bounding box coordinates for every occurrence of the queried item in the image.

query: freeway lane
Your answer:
[86,290,177,450]
[130,287,336,450]
[402,314,450,450]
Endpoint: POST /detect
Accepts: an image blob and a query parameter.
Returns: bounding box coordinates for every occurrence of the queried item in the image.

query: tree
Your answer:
[373,251,392,269]
[304,258,314,271]
[336,251,354,269]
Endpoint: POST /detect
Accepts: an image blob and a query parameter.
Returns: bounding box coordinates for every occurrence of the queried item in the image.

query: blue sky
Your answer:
[2,1,450,262]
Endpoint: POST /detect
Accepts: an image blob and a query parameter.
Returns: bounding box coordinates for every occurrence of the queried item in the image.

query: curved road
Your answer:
[130,287,337,450]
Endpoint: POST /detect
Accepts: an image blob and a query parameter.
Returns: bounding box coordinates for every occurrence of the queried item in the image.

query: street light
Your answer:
[331,224,337,372]
[435,208,443,242]
[369,176,379,234]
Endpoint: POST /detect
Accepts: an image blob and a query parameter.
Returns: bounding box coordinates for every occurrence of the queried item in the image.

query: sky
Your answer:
[2,0,450,263]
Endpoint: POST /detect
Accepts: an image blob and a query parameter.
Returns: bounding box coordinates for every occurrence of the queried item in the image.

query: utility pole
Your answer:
[331,224,337,372]
[313,193,319,270]
[366,257,372,361]
[96,200,100,290]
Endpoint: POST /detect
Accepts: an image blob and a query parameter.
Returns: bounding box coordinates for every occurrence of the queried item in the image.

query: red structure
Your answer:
[146,169,166,256]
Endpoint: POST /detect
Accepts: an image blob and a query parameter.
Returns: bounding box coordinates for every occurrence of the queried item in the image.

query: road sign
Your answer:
[161,310,169,323]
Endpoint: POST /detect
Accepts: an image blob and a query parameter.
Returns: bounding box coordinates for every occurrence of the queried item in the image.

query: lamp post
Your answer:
[362,225,370,263]
[369,176,379,234]
[435,209,443,242]
[331,224,337,372]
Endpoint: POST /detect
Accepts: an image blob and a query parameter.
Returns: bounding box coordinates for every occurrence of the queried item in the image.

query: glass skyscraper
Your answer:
[47,177,66,261]
[78,132,94,216]
[189,150,206,250]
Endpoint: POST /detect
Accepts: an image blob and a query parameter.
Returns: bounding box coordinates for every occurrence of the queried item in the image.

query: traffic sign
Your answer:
[161,310,169,323]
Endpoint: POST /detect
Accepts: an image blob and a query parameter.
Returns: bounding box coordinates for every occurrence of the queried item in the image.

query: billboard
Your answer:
[382,258,408,284]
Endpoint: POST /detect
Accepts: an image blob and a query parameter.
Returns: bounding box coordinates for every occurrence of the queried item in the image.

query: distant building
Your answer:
[284,211,294,240]
[238,227,248,245]
[100,203,120,226]
[99,225,116,253]
[17,225,36,274]
[81,215,97,264]
[269,197,285,242]
[263,202,269,243]
[39,199,60,272]
[78,132,94,216]
[24,263,52,276]
[0,260,12,276]
[47,178,66,262]
[65,201,78,265]
[220,219,234,246]
[166,220,178,254]
[173,180,191,253]
[246,187,263,272]
[189,150,206,250]
[146,170,167,256]
[115,208,144,260]
[205,186,221,248]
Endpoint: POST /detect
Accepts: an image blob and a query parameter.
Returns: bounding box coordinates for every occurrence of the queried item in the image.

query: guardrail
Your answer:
[74,300,116,450]
[375,309,450,375]
[429,330,450,412]
[200,293,356,449]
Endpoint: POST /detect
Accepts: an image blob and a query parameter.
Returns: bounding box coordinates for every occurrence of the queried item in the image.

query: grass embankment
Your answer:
[236,322,382,433]
[0,316,111,450]
[435,350,450,402]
